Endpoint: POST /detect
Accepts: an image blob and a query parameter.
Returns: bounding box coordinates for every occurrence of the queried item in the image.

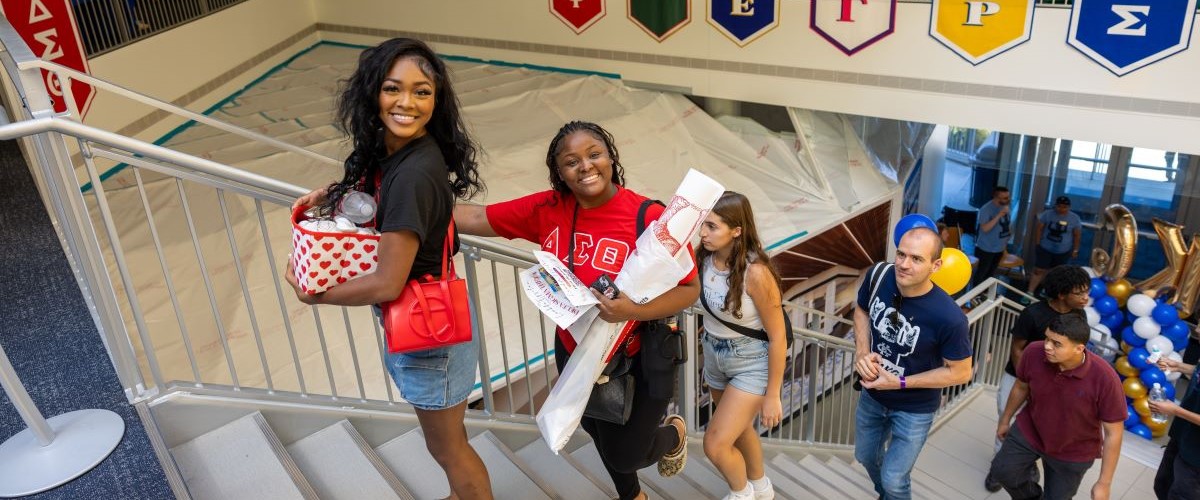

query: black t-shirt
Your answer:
[1004,301,1085,376]
[1169,373,1200,467]
[374,135,457,281]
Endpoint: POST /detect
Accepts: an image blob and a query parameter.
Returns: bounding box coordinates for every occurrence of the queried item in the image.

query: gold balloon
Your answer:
[1174,236,1200,319]
[1124,377,1148,400]
[1114,356,1140,377]
[1100,204,1138,281]
[1090,248,1111,274]
[1139,219,1189,291]
[1122,342,1134,354]
[1107,278,1134,307]
[1143,414,1171,436]
[1132,396,1152,417]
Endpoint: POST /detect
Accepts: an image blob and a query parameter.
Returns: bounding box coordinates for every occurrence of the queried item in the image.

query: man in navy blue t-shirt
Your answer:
[853,227,973,500]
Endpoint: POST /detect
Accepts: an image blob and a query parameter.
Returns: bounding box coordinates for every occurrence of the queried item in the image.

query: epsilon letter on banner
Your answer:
[810,0,897,55]
[550,0,607,34]
[1067,0,1198,76]
[930,0,1035,65]
[708,0,781,46]
[0,0,93,118]
[629,0,691,42]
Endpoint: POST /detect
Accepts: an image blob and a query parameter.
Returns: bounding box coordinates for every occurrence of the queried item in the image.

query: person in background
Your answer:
[1150,356,1200,499]
[973,187,1012,289]
[989,314,1125,500]
[985,265,1090,492]
[853,227,974,500]
[287,38,491,498]
[1026,196,1082,297]
[454,121,697,500]
[696,192,787,500]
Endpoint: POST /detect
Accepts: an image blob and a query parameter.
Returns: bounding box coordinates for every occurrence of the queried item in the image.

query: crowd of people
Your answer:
[283,37,1196,500]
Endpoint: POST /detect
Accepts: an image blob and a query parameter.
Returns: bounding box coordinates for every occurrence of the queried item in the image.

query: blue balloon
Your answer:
[1140,366,1167,388]
[1129,347,1152,370]
[1127,311,1140,325]
[1160,381,1177,401]
[1152,304,1181,327]
[893,214,938,246]
[1130,423,1153,440]
[1122,327,1146,348]
[1101,311,1125,331]
[1124,404,1140,428]
[1172,334,1189,352]
[1089,278,1109,299]
[1093,295,1119,316]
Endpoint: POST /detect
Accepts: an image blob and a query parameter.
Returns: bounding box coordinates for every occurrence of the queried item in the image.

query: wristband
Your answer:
[899,376,906,390]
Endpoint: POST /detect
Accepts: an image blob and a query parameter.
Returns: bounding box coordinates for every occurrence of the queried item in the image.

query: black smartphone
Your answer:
[590,274,619,300]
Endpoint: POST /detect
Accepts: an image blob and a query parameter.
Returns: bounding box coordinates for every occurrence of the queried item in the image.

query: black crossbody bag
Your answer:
[699,265,795,348]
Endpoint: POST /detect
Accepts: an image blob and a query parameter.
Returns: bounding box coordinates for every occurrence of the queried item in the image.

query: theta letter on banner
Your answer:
[0,0,94,118]
[930,0,1034,65]
[1067,0,1197,76]
[629,0,691,42]
[810,0,897,55]
[550,0,606,34]
[707,0,781,47]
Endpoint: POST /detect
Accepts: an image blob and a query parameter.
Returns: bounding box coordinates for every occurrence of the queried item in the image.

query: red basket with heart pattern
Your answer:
[291,205,380,294]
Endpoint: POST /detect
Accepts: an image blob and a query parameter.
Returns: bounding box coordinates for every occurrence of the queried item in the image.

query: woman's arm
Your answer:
[593,277,700,323]
[286,230,419,306]
[454,204,499,237]
[746,263,786,427]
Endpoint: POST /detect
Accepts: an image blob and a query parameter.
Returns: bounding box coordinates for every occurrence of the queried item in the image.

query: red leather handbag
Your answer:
[383,218,473,353]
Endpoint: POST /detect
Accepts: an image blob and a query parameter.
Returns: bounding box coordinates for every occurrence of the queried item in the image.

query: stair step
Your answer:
[468,432,553,500]
[570,441,666,500]
[285,420,411,500]
[824,455,951,500]
[170,412,316,500]
[800,455,876,498]
[769,454,838,500]
[375,429,449,500]
[911,469,956,500]
[679,446,730,497]
[760,462,809,500]
[822,456,873,485]
[515,438,611,500]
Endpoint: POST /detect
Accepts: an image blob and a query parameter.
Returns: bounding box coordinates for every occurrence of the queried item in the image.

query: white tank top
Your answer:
[701,255,763,340]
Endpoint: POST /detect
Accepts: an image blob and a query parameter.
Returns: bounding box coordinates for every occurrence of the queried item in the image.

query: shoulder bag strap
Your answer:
[699,264,771,342]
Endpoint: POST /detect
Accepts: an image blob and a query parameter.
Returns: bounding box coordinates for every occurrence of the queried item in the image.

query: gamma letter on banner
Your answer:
[1068,0,1197,76]
[811,0,898,55]
[708,0,781,47]
[630,0,691,42]
[930,0,1035,65]
[551,0,606,34]
[0,0,94,118]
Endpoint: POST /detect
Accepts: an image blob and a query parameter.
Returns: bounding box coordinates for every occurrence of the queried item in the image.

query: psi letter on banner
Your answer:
[930,0,1035,65]
[550,0,607,34]
[707,0,781,47]
[1067,0,1197,76]
[810,0,898,55]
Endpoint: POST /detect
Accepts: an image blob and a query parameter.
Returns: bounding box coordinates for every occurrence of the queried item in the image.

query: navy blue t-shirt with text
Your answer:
[856,265,972,413]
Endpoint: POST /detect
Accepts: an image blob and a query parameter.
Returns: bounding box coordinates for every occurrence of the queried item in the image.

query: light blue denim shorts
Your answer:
[702,333,769,396]
[378,307,479,411]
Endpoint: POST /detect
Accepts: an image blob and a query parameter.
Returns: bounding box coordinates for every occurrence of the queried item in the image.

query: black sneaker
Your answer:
[985,473,1002,493]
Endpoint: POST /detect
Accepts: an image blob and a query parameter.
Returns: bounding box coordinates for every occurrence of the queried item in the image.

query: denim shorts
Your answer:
[702,333,769,396]
[383,328,479,411]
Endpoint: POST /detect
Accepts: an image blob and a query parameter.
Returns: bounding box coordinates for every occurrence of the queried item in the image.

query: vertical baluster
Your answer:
[373,317,395,403]
[340,307,366,401]
[512,267,535,416]
[217,190,273,392]
[489,260,514,413]
[310,307,337,398]
[255,200,306,394]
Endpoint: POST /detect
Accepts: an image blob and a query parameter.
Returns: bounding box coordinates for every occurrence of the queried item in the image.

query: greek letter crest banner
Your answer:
[551,0,607,34]
[1067,0,1197,76]
[708,0,781,47]
[930,0,1035,65]
[629,0,691,42]
[810,0,898,55]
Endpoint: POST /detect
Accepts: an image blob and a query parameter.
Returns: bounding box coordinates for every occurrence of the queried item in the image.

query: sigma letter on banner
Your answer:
[811,0,898,55]
[0,0,93,118]
[551,0,606,34]
[707,0,781,47]
[930,0,1035,65]
[629,0,691,42]
[1068,0,1198,76]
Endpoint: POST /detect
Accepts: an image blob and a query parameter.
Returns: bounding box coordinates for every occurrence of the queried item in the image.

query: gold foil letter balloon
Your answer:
[1100,205,1138,281]
[1138,219,1188,291]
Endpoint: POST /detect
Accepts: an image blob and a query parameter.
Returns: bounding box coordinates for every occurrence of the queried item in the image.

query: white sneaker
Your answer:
[753,486,776,500]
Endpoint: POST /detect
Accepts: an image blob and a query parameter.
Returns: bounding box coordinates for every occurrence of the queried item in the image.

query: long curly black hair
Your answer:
[322,38,483,213]
[543,121,625,196]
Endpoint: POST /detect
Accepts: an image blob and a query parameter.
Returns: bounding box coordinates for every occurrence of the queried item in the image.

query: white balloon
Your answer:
[1085,306,1101,327]
[1145,335,1175,357]
[1083,266,1100,278]
[1167,371,1182,382]
[1092,324,1111,342]
[1127,294,1157,317]
[1086,296,1094,307]
[1168,351,1184,363]
[1134,316,1162,339]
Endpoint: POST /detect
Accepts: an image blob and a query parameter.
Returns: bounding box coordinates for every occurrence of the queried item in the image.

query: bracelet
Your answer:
[899,376,907,390]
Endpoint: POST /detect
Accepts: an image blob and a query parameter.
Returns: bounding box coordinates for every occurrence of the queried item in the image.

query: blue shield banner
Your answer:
[707,0,781,46]
[1068,0,1197,76]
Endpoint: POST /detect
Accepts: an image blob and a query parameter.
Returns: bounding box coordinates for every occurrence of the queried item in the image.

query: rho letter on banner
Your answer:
[1067,0,1198,76]
[810,0,897,55]
[930,0,1035,65]
[550,0,607,34]
[0,0,93,118]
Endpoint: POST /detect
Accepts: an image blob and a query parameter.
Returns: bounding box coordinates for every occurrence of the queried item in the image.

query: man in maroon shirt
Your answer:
[989,314,1125,500]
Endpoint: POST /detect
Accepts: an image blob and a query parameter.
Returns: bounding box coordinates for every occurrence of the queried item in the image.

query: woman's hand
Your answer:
[284,257,321,305]
[593,290,638,323]
[760,396,783,428]
[1149,399,1181,417]
[293,185,330,212]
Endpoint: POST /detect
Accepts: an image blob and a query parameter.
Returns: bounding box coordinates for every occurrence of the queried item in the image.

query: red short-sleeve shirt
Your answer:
[485,186,697,354]
[1015,341,1126,462]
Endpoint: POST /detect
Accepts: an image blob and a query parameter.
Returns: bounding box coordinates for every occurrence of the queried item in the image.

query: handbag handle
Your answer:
[409,218,458,342]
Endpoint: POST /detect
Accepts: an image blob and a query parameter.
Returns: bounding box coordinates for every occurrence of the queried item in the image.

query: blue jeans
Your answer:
[854,391,936,500]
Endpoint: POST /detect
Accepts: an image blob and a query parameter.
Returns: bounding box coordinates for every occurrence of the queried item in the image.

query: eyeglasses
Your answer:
[889,294,903,326]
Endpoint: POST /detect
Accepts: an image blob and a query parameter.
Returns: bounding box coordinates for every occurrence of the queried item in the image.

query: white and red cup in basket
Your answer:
[290,205,379,294]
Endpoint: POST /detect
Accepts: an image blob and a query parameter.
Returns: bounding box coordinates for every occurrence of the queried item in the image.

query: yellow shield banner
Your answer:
[929,0,1035,65]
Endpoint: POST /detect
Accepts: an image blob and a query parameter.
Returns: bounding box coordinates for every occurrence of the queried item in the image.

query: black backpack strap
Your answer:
[636,199,664,237]
[699,265,794,346]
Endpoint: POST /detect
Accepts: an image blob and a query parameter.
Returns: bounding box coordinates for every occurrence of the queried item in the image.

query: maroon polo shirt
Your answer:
[1015,341,1125,462]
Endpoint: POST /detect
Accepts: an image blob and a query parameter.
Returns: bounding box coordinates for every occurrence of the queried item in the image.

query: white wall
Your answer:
[85,0,317,136]
[313,0,1200,154]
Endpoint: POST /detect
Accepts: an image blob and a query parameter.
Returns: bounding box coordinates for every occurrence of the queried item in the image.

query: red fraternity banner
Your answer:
[810,0,897,56]
[0,0,93,118]
[550,0,607,34]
